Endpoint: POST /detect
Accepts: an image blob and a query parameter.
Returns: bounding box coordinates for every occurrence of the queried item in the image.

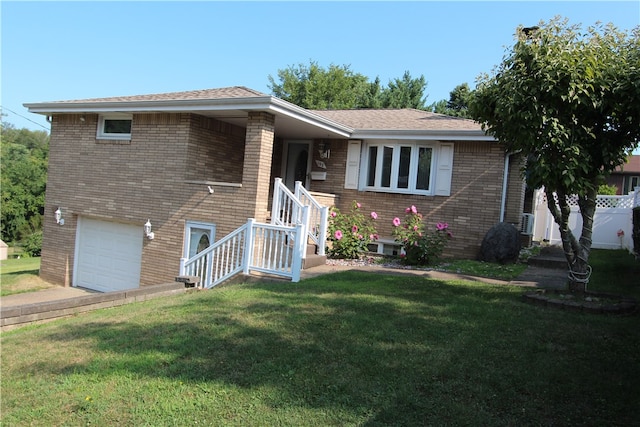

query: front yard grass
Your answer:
[2,265,639,426]
[0,257,54,296]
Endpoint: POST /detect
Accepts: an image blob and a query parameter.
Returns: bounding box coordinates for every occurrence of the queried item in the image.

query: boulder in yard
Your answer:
[478,222,521,264]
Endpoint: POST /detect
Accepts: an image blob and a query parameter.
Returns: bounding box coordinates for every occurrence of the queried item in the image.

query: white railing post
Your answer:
[179,257,187,276]
[243,218,255,275]
[291,222,304,282]
[317,206,329,256]
[205,252,213,288]
[272,178,283,225]
[634,186,640,208]
[294,180,302,199]
[300,205,310,260]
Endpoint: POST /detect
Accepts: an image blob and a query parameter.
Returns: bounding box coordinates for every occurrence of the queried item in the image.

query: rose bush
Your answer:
[392,205,452,265]
[327,201,379,259]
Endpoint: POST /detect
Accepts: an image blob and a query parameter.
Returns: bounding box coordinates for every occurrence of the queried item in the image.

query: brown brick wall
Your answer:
[41,111,521,287]
[308,139,515,259]
[40,112,275,287]
[504,154,526,226]
[241,112,275,221]
[186,115,245,183]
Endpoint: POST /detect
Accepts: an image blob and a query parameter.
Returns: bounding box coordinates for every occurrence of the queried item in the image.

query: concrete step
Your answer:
[303,254,327,269]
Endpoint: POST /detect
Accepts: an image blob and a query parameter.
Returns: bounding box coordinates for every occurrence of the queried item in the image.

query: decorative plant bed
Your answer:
[522,289,637,315]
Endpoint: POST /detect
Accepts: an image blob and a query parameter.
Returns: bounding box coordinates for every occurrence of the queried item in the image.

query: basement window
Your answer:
[97,114,132,140]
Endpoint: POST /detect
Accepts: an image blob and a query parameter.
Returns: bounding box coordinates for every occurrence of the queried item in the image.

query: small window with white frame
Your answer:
[362,141,436,195]
[97,114,132,140]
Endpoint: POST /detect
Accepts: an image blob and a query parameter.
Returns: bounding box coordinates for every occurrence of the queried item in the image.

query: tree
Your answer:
[268,61,429,110]
[0,122,49,244]
[268,61,372,109]
[379,71,428,109]
[470,17,640,292]
[432,83,473,118]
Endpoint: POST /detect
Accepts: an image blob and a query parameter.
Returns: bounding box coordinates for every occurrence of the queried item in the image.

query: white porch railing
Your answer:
[271,178,329,256]
[294,181,329,256]
[179,218,304,288]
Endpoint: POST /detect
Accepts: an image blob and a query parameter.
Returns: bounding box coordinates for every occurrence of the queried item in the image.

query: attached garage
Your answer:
[74,217,143,292]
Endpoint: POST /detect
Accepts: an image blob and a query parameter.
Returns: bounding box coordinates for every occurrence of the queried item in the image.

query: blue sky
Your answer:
[2,1,639,134]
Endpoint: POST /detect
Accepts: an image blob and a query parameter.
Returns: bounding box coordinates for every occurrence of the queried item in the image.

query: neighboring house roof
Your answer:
[613,155,640,174]
[25,86,494,141]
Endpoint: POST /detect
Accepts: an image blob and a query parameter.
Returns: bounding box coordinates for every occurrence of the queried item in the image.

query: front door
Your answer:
[284,141,311,191]
[183,221,216,259]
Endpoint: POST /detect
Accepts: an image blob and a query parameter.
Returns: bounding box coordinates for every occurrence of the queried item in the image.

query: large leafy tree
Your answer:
[379,71,428,109]
[268,61,373,109]
[431,83,473,118]
[471,18,640,292]
[1,122,49,244]
[268,61,428,109]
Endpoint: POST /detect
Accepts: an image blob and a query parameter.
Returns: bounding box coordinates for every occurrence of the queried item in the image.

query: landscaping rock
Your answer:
[478,222,521,264]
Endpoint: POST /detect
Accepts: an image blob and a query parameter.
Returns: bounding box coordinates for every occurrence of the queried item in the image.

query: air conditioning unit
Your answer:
[520,213,534,235]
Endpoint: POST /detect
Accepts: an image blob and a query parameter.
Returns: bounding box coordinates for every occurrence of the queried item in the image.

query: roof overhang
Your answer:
[351,129,496,141]
[24,95,496,142]
[24,96,353,139]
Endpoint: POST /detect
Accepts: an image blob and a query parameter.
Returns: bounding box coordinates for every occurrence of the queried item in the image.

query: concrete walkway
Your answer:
[1,254,568,330]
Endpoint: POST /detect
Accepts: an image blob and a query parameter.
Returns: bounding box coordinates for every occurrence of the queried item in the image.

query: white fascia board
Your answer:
[23,96,276,114]
[268,98,353,137]
[350,129,496,141]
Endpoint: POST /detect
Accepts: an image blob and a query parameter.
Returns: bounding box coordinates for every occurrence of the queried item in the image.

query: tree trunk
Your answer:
[545,187,596,293]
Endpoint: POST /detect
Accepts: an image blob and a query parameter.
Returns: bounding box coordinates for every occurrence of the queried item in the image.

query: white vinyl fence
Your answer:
[533,187,640,251]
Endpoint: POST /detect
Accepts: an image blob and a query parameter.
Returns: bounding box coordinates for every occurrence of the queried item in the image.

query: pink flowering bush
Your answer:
[327,200,379,259]
[392,205,452,265]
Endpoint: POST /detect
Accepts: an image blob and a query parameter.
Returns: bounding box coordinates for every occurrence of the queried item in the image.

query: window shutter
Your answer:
[344,140,361,189]
[434,143,454,196]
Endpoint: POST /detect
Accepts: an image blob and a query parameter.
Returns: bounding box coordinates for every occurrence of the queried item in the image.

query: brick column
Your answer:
[242,112,275,221]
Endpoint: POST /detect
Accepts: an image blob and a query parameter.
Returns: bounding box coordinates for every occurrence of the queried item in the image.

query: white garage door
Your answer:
[75,217,142,292]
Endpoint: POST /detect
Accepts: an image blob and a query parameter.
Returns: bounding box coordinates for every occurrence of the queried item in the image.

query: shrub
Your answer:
[327,201,379,259]
[392,205,452,265]
[598,184,618,195]
[22,231,42,257]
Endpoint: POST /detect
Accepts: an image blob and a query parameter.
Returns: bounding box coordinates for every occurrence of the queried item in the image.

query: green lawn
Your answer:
[0,257,54,296]
[2,252,639,426]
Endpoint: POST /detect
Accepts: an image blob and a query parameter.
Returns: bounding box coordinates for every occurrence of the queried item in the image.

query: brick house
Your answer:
[25,86,526,292]
[606,155,640,195]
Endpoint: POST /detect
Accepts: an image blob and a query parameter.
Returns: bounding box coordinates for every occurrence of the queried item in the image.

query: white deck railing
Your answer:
[271,178,328,256]
[294,181,329,256]
[180,218,304,288]
[180,178,326,288]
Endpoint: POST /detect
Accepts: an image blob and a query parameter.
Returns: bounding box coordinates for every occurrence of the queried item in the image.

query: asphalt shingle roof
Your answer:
[30,86,485,132]
[312,109,482,131]
[53,86,268,103]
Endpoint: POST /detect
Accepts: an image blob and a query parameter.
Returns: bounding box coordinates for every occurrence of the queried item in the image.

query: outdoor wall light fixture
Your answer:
[144,219,155,240]
[318,140,331,159]
[54,207,64,226]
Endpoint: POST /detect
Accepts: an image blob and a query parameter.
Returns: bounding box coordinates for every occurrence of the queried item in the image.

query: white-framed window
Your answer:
[97,114,132,140]
[345,140,454,196]
[364,142,435,194]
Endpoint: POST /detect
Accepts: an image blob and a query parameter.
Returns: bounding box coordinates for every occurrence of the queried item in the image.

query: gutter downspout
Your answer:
[499,152,512,223]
